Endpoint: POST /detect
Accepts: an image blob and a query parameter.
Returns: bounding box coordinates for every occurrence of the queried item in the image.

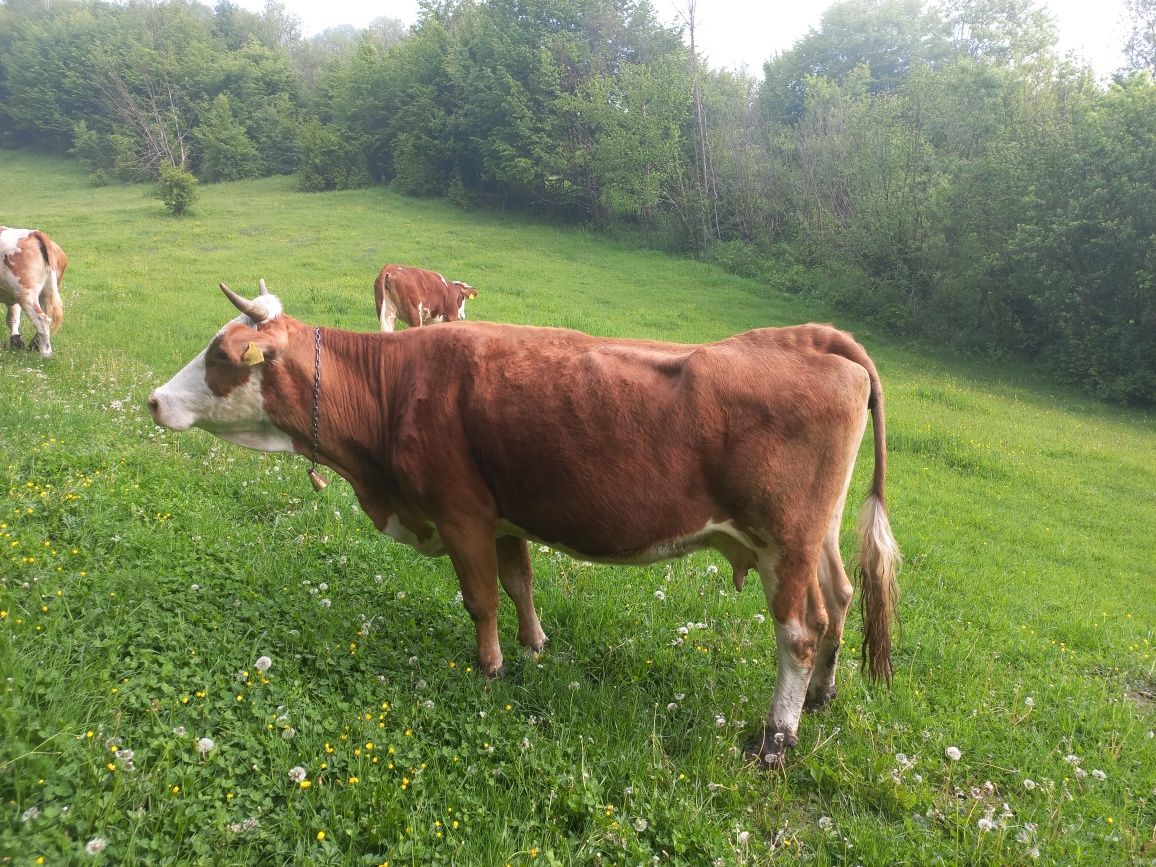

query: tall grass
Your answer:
[1,152,1153,865]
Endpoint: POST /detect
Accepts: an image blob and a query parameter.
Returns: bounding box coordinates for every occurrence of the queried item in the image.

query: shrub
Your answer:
[156,165,199,216]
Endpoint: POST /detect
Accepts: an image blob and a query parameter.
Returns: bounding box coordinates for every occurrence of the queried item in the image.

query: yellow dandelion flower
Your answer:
[316,831,326,841]
[300,780,312,789]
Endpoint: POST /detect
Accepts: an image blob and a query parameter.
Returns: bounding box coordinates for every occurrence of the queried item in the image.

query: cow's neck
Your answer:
[268,323,403,522]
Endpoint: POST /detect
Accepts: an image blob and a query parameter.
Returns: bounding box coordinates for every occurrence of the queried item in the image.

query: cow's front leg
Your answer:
[7,305,23,350]
[745,550,825,769]
[496,536,547,654]
[442,523,504,677]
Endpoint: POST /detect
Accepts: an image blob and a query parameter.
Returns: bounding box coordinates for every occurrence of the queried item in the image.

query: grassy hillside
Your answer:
[1,151,1153,865]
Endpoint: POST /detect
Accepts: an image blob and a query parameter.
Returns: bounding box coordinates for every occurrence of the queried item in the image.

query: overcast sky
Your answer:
[244,0,1133,78]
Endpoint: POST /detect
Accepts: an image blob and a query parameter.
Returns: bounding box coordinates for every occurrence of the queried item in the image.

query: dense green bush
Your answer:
[156,164,199,216]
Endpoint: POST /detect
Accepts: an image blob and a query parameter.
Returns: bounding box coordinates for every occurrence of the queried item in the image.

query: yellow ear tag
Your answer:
[243,342,265,366]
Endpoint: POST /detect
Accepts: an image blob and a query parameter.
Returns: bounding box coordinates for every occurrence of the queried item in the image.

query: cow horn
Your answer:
[258,278,269,296]
[220,281,267,323]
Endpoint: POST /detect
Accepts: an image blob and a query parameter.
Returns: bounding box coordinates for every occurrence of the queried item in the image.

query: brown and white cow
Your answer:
[374,264,477,331]
[1,226,67,357]
[149,282,900,769]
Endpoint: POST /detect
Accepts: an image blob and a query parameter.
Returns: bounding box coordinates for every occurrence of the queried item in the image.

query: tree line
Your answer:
[2,0,1153,404]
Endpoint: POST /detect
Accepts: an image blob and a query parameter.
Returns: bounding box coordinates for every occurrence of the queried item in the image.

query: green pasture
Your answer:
[1,151,1153,865]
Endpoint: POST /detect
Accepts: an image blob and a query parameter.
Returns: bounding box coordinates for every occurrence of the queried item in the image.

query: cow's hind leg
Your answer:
[19,297,51,357]
[442,524,505,677]
[804,517,854,713]
[745,548,827,769]
[496,536,548,654]
[7,305,23,350]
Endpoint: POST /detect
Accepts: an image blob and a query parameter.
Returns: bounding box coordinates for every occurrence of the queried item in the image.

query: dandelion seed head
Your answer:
[737,830,750,845]
[654,590,666,601]
[1023,779,1037,790]
[1092,769,1106,780]
[633,816,648,832]
[254,656,272,672]
[197,737,215,755]
[945,746,962,761]
[288,766,307,783]
[85,838,107,855]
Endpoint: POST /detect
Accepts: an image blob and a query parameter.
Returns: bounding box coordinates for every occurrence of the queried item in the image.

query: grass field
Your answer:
[1,151,1153,866]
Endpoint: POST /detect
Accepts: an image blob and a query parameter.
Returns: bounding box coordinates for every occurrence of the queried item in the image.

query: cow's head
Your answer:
[453,281,478,302]
[148,281,297,453]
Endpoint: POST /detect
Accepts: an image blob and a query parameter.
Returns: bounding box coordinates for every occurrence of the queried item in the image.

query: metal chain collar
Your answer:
[307,328,325,492]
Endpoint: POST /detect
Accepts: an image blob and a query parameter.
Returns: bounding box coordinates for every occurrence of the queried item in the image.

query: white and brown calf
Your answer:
[374,264,477,331]
[0,226,67,358]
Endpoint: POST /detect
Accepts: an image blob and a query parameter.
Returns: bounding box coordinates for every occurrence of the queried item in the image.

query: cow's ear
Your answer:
[220,322,286,367]
[243,341,265,366]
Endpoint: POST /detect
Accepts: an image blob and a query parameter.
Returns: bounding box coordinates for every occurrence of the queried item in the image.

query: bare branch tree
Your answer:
[95,56,190,177]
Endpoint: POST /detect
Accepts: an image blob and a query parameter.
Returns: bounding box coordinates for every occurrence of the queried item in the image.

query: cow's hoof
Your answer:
[9,334,24,351]
[742,727,797,770]
[804,686,836,713]
[28,335,42,353]
[481,662,505,679]
[521,634,548,657]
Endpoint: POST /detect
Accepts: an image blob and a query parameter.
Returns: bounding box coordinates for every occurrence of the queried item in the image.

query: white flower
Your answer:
[1064,754,1081,765]
[520,737,531,750]
[977,817,996,832]
[818,816,834,831]
[753,613,765,624]
[190,584,200,591]
[945,746,962,761]
[1023,779,1037,790]
[714,714,727,727]
[568,681,580,690]
[706,564,718,574]
[395,591,406,600]
[21,806,40,822]
[254,656,272,672]
[318,582,328,591]
[1024,696,1034,707]
[85,838,107,855]
[654,590,666,601]
[633,816,648,832]
[1075,767,1088,779]
[1092,769,1106,780]
[737,830,750,845]
[667,702,678,711]
[677,626,689,636]
[422,699,434,710]
[1029,847,1040,860]
[288,766,307,783]
[320,598,331,608]
[197,737,215,755]
[172,726,186,736]
[281,727,297,740]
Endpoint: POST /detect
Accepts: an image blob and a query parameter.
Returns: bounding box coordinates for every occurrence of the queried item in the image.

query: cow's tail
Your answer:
[373,269,389,330]
[829,330,901,685]
[35,232,66,333]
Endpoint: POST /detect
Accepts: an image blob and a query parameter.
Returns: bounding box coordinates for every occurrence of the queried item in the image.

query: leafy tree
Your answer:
[295,118,369,191]
[1123,0,1156,74]
[194,93,261,181]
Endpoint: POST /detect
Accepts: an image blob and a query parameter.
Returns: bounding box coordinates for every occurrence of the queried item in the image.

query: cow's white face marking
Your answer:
[149,311,294,454]
[457,301,467,320]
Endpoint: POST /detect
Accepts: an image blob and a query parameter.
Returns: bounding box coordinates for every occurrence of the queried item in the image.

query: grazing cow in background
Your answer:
[0,226,67,358]
[374,264,477,331]
[149,281,900,770]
